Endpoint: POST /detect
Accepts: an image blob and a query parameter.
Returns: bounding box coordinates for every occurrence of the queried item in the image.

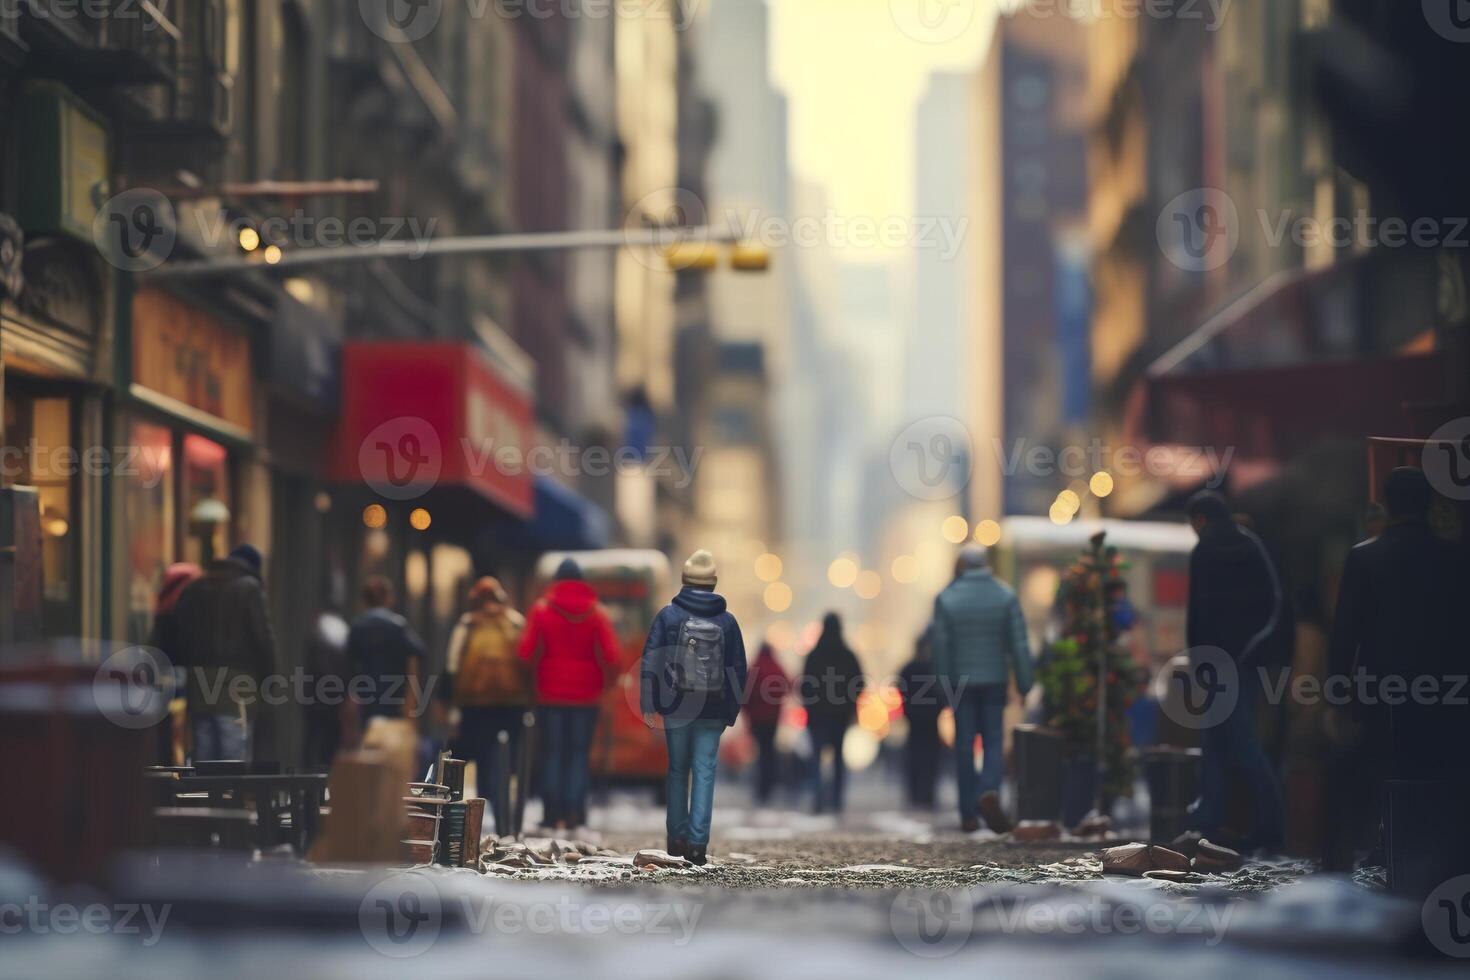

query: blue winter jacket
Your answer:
[931,568,1034,696]
[640,587,748,726]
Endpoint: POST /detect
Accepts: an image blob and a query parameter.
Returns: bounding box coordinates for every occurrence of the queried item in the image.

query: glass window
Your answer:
[183,433,232,566]
[123,420,175,644]
[3,392,78,637]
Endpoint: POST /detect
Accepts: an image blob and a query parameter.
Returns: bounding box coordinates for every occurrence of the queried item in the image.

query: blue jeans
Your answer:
[192,713,252,763]
[539,706,599,824]
[952,683,1007,820]
[665,719,724,845]
[1193,690,1284,846]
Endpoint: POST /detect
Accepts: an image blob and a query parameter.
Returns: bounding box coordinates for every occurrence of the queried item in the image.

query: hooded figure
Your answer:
[518,558,620,830]
[800,613,865,814]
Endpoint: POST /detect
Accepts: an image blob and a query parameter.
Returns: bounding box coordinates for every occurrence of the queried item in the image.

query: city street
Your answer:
[5,0,1470,974]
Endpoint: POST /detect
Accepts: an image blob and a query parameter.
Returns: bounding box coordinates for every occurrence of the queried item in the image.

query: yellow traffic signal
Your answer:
[663,240,719,271]
[729,243,770,272]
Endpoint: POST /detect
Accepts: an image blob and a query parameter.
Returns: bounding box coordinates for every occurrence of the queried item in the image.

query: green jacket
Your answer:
[931,569,1033,695]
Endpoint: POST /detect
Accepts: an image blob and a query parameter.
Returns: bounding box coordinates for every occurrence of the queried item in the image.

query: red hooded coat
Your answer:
[517,579,621,705]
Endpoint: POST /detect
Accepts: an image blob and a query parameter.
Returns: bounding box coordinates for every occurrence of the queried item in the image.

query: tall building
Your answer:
[969,10,1091,520]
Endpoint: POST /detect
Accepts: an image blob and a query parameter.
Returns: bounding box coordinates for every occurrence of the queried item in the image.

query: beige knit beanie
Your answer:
[682,549,718,587]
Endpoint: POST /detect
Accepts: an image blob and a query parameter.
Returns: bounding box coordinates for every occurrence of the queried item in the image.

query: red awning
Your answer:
[330,342,535,519]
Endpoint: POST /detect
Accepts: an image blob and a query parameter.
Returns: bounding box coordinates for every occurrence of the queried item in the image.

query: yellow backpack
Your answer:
[454,610,529,707]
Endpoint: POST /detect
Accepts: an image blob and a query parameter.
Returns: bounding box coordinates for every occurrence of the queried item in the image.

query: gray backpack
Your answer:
[668,617,726,698]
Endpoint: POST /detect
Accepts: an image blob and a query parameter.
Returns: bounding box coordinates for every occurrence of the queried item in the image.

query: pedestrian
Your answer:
[1326,468,1467,862]
[800,612,865,814]
[147,562,201,765]
[899,626,945,809]
[447,577,530,819]
[344,576,428,739]
[931,545,1033,834]
[519,558,620,831]
[640,550,747,865]
[744,642,790,806]
[1182,490,1285,852]
[172,545,276,763]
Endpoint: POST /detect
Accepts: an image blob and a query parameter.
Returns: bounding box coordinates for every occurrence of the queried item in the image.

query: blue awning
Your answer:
[484,476,612,554]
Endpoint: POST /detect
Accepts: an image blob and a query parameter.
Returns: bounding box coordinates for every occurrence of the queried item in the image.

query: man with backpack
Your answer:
[447,577,529,823]
[640,550,748,866]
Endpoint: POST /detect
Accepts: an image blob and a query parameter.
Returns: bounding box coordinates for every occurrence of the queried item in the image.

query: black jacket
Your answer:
[801,629,865,726]
[172,558,277,716]
[1187,520,1282,665]
[346,607,427,721]
[640,587,747,726]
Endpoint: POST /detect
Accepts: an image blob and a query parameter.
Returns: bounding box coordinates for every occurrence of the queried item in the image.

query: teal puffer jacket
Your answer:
[931,569,1034,695]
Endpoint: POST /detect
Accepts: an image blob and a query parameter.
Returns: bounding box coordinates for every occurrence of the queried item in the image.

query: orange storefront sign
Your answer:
[131,288,253,436]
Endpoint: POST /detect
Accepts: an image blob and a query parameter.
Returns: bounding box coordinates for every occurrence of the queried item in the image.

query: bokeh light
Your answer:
[974,519,1002,547]
[754,553,784,583]
[362,504,388,529]
[1090,471,1115,498]
[763,581,793,613]
[827,556,859,589]
[854,570,882,600]
[941,515,969,543]
[891,554,919,583]
[409,507,432,531]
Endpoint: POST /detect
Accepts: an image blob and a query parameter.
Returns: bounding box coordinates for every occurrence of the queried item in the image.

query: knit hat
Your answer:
[682,549,718,587]
[554,558,584,581]
[228,544,263,574]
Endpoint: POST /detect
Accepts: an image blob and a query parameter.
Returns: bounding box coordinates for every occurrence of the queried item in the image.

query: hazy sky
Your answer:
[769,0,998,226]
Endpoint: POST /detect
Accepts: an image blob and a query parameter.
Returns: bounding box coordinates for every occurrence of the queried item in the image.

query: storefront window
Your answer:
[183,433,232,566]
[2,391,78,637]
[123,420,175,644]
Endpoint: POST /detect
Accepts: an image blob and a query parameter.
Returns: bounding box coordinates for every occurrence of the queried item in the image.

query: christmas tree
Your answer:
[1036,531,1144,803]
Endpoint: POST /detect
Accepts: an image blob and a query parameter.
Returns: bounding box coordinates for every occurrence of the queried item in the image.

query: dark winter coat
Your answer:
[640,587,748,726]
[1186,508,1282,665]
[171,557,277,717]
[346,606,427,721]
[800,626,865,727]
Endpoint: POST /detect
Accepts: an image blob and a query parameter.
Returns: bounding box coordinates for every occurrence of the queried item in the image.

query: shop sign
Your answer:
[131,288,253,436]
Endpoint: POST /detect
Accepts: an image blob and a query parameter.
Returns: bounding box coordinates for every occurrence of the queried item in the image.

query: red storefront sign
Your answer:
[331,342,535,519]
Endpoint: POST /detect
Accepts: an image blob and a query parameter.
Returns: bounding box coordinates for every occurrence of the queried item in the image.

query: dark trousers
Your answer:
[751,721,780,805]
[809,717,848,813]
[458,706,527,826]
[1195,692,1284,847]
[906,725,941,807]
[539,705,599,826]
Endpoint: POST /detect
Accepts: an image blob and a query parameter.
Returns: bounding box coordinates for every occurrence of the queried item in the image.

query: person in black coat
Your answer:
[1329,468,1467,782]
[1185,491,1285,850]
[899,626,945,808]
[800,613,865,814]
